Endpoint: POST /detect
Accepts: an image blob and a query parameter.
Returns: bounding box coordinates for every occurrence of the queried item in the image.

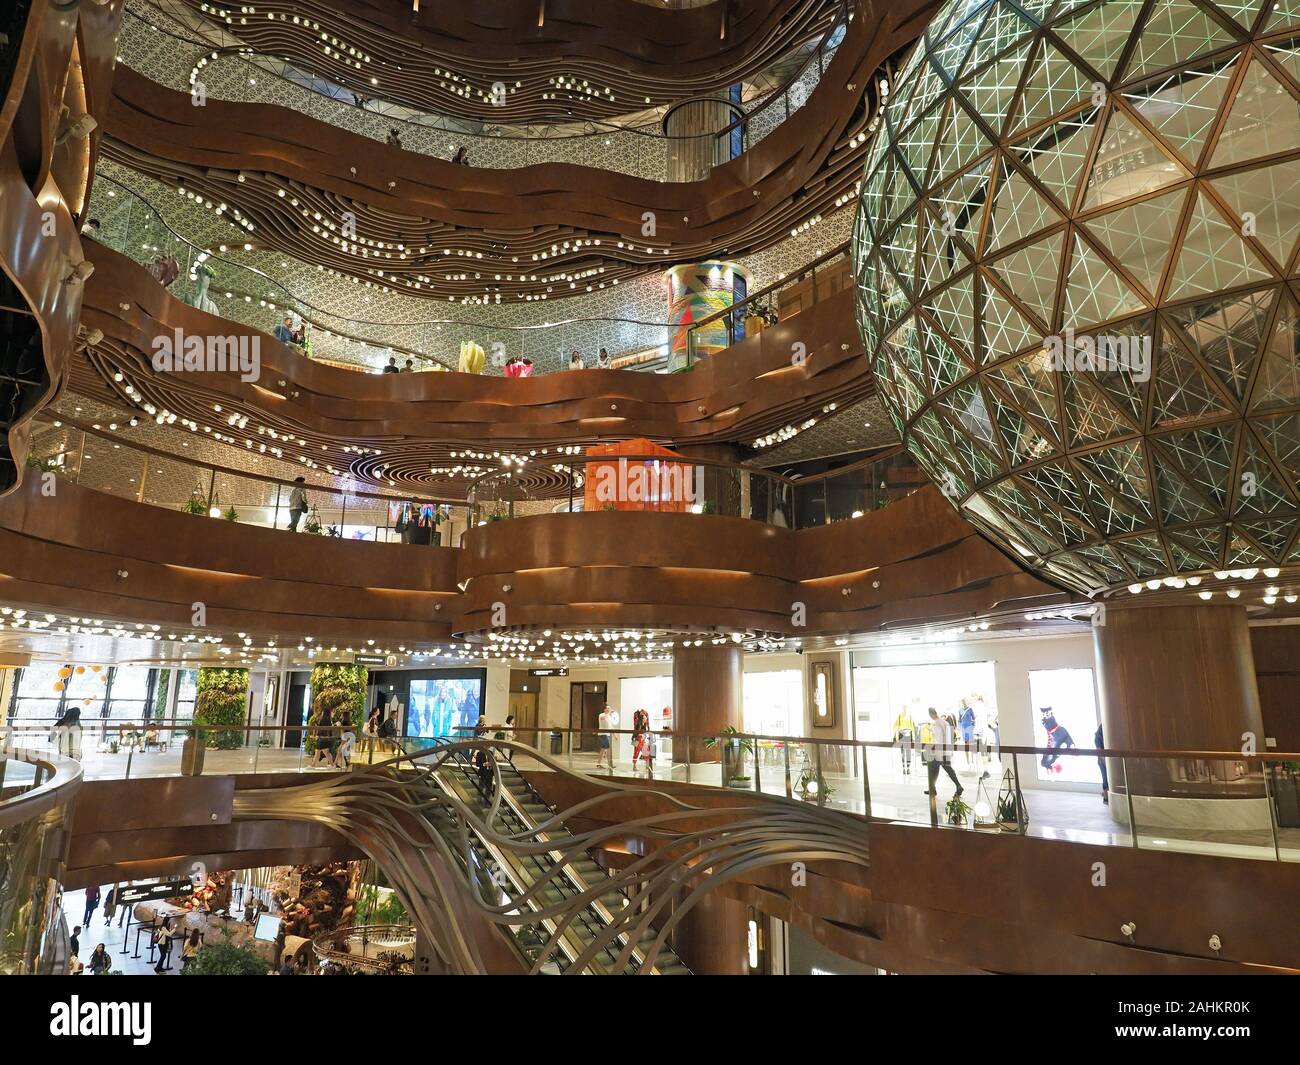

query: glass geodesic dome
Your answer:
[852,0,1300,595]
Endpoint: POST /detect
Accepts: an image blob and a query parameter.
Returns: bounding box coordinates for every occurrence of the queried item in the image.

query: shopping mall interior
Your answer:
[2,0,1299,981]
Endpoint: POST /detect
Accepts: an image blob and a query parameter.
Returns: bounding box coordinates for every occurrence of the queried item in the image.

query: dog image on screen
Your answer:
[1039,707,1077,773]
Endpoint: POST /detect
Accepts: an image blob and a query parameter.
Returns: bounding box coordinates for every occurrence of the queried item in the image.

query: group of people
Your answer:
[308,707,357,769]
[363,702,399,758]
[69,886,205,975]
[382,355,419,373]
[593,704,666,776]
[568,347,612,371]
[272,315,312,352]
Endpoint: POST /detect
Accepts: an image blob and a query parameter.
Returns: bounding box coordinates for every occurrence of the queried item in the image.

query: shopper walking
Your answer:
[287,476,310,531]
[309,708,335,768]
[595,705,618,770]
[153,919,174,973]
[922,707,962,799]
[88,943,111,975]
[69,925,81,958]
[631,709,650,772]
[52,706,83,758]
[82,885,101,928]
[102,884,119,927]
[181,929,203,971]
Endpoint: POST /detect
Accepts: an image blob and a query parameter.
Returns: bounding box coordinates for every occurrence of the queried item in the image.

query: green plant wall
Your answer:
[151,669,169,721]
[306,663,368,754]
[193,668,249,749]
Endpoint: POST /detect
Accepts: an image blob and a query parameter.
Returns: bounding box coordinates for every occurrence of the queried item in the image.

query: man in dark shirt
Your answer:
[382,356,400,374]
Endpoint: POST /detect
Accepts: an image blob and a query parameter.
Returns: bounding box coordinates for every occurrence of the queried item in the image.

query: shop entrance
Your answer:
[285,674,310,749]
[851,659,998,748]
[508,690,539,748]
[569,681,606,752]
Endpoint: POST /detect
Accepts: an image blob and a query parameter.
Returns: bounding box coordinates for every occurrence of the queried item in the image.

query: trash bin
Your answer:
[549,730,563,755]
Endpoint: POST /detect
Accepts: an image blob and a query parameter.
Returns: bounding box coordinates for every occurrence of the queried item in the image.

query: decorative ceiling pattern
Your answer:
[854,0,1300,596]
[101,5,880,306]
[150,0,844,124]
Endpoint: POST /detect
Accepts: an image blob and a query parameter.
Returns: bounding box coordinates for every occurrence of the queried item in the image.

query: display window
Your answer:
[743,670,802,736]
[851,660,998,745]
[1027,668,1101,783]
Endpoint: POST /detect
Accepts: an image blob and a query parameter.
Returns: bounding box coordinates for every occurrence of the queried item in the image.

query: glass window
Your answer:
[105,665,152,724]
[175,669,198,723]
[851,660,998,744]
[743,670,802,736]
[1028,668,1101,784]
[10,663,67,722]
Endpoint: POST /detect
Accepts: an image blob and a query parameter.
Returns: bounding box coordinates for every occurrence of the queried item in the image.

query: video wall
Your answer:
[405,674,484,741]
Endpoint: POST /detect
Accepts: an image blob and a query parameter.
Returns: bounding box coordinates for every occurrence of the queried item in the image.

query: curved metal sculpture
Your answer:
[233,739,870,975]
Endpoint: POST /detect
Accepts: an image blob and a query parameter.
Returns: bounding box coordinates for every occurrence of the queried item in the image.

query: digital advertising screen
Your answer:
[405,673,485,741]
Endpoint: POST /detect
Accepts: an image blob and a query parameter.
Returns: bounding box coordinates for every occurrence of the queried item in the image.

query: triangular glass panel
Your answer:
[1081,185,1187,299]
[930,3,994,80]
[1167,288,1273,403]
[1077,439,1155,518]
[1010,38,1098,134]
[1152,322,1234,427]
[1062,228,1150,325]
[1253,412,1300,486]
[1166,524,1226,567]
[1158,423,1237,507]
[967,2,1037,72]
[938,379,1001,452]
[1062,371,1141,444]
[1052,0,1147,82]
[1209,159,1300,271]
[960,40,1034,139]
[921,318,971,392]
[1234,428,1295,517]
[1209,57,1300,167]
[1112,534,1171,578]
[1122,0,1239,83]
[1014,108,1102,211]
[1152,449,1221,524]
[1074,317,1156,423]
[928,159,992,250]
[1226,531,1267,566]
[1022,458,1099,527]
[925,271,977,359]
[986,230,1066,328]
[1010,475,1093,544]
[985,159,1063,255]
[980,277,1044,363]
[930,100,996,187]
[1123,59,1237,168]
[1247,291,1300,411]
[1207,0,1270,30]
[918,200,974,295]
[988,347,1063,435]
[1165,188,1274,302]
[986,384,1058,465]
[1082,107,1189,209]
[1077,542,1137,582]
[896,101,947,187]
[1265,0,1300,31]
[1238,519,1293,560]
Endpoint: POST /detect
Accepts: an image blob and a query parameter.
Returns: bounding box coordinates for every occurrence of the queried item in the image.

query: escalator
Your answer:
[407,740,691,974]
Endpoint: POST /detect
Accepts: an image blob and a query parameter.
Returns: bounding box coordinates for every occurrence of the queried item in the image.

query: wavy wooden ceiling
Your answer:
[102,0,936,303]
[76,241,875,495]
[169,0,842,123]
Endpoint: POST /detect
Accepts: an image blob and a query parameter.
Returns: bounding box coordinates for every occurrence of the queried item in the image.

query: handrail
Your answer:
[691,241,850,335]
[9,718,1295,764]
[0,747,83,831]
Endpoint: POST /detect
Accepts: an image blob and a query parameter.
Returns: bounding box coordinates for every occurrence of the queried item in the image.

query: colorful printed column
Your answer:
[667,261,750,370]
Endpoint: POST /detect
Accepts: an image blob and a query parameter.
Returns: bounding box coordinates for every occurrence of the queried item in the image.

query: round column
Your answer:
[1093,602,1267,828]
[663,96,744,182]
[672,640,743,763]
[667,261,750,369]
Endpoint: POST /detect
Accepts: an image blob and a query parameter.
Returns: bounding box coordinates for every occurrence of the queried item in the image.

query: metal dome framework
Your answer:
[852,0,1300,595]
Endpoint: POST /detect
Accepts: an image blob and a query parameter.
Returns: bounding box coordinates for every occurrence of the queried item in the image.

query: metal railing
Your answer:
[9,717,1297,863]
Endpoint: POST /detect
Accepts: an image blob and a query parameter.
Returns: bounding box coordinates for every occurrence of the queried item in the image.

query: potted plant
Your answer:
[945,795,973,827]
[181,491,208,515]
[994,767,1028,831]
[704,725,755,787]
[223,506,239,522]
[795,762,835,803]
[303,505,323,534]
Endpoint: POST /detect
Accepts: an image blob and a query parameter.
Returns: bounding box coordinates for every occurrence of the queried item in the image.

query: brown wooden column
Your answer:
[672,641,743,762]
[670,891,750,975]
[1093,602,1266,812]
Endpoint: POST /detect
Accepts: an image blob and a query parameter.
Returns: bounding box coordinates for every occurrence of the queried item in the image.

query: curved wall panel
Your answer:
[0,472,1065,647]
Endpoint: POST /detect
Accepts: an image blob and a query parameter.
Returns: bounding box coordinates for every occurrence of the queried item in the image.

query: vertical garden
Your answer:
[306,663,368,754]
[193,668,249,749]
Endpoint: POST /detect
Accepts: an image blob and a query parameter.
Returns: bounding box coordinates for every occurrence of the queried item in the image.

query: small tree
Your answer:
[193,668,249,750]
[181,937,269,976]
